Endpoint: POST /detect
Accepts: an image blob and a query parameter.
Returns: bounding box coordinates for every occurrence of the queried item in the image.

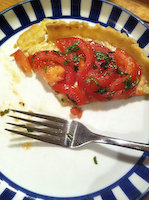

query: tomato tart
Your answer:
[11,20,149,117]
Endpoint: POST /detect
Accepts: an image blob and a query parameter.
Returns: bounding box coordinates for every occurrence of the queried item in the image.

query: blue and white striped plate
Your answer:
[0,0,149,200]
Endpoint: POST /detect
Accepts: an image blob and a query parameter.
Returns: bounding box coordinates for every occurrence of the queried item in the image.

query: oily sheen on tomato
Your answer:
[13,37,141,106]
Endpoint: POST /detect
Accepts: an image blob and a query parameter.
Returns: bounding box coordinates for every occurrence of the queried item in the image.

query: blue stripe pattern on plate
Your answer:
[31,0,46,20]
[51,0,62,17]
[135,164,149,182]
[107,6,122,28]
[0,188,16,200]
[71,0,81,17]
[0,15,14,38]
[0,0,149,199]
[119,178,141,199]
[89,0,102,21]
[13,5,31,26]
[137,29,149,49]
[123,15,139,35]
[101,190,117,200]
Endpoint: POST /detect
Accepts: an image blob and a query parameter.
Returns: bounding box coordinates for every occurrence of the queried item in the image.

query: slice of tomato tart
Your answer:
[11,20,149,117]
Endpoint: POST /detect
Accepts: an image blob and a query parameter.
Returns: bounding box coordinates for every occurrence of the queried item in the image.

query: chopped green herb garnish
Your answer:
[44,65,48,73]
[100,61,109,69]
[0,109,10,116]
[73,65,79,72]
[108,51,115,54]
[96,87,109,94]
[65,41,80,54]
[109,91,115,96]
[112,63,129,76]
[94,51,108,61]
[31,55,35,63]
[85,76,109,94]
[93,156,98,164]
[73,54,79,63]
[19,102,25,106]
[114,68,128,75]
[95,51,115,70]
[93,63,98,69]
[27,127,34,132]
[66,94,78,105]
[123,76,139,91]
[123,76,132,91]
[67,133,73,141]
[53,50,65,55]
[61,98,64,102]
[132,78,139,87]
[104,71,110,76]
[85,76,102,89]
[64,60,71,66]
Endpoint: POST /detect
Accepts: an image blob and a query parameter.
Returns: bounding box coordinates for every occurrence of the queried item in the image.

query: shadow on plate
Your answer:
[8,136,146,165]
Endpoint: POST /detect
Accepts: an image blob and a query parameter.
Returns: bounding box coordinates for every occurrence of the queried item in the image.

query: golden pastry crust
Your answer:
[17,24,46,52]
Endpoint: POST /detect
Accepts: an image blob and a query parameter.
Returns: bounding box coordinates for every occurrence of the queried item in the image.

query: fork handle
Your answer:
[91,133,149,153]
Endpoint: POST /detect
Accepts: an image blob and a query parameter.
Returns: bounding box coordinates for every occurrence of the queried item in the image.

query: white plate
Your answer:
[0,0,149,199]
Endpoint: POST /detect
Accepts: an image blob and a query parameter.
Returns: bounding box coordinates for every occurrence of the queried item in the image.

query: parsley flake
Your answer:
[53,50,65,55]
[85,76,109,94]
[27,127,34,132]
[67,133,73,141]
[73,54,79,63]
[93,156,98,164]
[94,51,115,70]
[96,87,109,94]
[44,65,48,73]
[31,55,35,63]
[123,76,139,91]
[85,76,102,89]
[64,60,71,66]
[65,41,80,54]
[94,51,108,61]
[66,94,78,105]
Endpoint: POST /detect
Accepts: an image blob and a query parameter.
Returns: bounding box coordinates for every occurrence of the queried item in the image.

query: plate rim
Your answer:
[0,0,149,199]
[0,0,149,30]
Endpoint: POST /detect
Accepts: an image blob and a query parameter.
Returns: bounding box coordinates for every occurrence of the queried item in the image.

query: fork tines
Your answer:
[5,109,68,146]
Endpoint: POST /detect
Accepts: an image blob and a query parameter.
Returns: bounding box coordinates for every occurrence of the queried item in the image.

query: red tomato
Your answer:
[56,37,94,72]
[109,76,127,92]
[115,49,141,81]
[29,51,69,70]
[89,41,112,53]
[13,37,141,106]
[53,83,87,106]
[78,62,119,93]
[70,107,83,118]
[62,66,77,85]
[89,92,108,102]
[11,50,32,74]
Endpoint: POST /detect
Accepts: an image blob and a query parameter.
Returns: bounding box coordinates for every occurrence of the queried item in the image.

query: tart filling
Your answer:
[12,20,149,117]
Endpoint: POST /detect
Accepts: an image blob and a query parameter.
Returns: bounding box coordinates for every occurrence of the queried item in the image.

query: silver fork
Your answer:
[5,109,149,152]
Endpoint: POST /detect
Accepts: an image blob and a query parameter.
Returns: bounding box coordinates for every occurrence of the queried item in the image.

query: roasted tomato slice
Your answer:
[89,41,113,53]
[64,66,77,85]
[56,37,94,72]
[11,50,32,74]
[115,49,141,81]
[29,50,71,70]
[12,37,142,105]
[53,83,88,106]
